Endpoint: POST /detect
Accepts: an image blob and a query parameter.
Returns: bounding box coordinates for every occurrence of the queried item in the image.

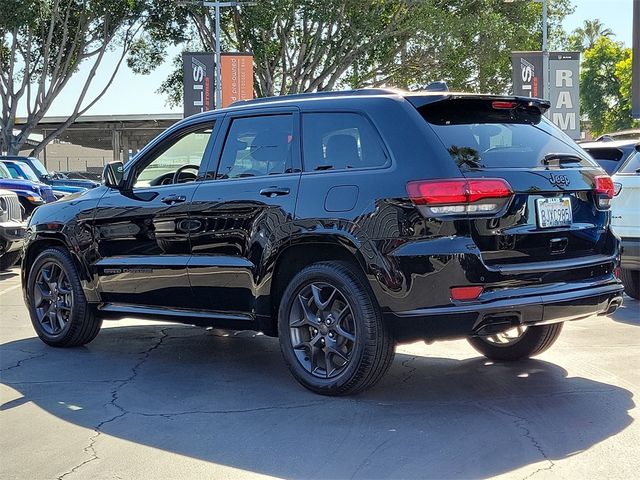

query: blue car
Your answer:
[1,159,87,198]
[0,162,56,218]
[0,156,99,192]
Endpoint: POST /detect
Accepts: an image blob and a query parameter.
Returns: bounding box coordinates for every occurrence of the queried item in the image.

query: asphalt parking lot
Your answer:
[1,266,639,480]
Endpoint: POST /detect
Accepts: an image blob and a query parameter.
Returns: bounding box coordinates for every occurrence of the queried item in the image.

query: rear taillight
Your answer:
[594,175,614,209]
[406,178,513,217]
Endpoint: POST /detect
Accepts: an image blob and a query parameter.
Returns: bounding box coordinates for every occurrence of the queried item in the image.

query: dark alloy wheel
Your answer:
[278,261,395,395]
[33,260,74,335]
[289,281,357,379]
[27,247,102,347]
[467,323,564,361]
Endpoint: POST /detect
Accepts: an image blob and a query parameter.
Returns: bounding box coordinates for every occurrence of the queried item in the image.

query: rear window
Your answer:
[419,99,596,170]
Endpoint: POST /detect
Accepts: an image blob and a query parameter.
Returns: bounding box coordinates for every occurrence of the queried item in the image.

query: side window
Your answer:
[302,112,388,172]
[216,114,295,179]
[133,124,214,188]
[619,151,640,175]
[5,164,23,179]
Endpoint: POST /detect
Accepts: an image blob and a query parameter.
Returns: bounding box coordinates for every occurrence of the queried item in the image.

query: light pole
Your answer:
[540,0,549,101]
[182,1,255,109]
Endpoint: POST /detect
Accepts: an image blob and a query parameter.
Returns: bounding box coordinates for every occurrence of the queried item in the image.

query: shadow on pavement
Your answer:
[1,324,635,479]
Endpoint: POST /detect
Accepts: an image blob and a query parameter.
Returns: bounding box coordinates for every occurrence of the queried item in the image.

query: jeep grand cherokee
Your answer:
[21,89,624,395]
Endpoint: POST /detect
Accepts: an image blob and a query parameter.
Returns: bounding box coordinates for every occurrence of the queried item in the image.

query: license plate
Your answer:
[536,197,572,228]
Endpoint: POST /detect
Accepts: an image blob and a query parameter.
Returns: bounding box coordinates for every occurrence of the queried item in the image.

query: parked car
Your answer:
[611,146,640,299]
[0,156,99,192]
[1,159,87,199]
[580,139,639,175]
[0,162,56,218]
[21,89,624,395]
[595,129,640,142]
[0,189,26,270]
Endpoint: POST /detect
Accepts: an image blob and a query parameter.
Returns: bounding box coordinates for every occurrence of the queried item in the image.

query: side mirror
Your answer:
[102,161,125,189]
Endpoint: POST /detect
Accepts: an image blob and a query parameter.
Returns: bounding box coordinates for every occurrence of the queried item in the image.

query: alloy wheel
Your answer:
[32,261,73,335]
[289,282,357,378]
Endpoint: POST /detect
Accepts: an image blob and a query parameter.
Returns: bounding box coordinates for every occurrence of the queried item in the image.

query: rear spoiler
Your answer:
[405,93,551,114]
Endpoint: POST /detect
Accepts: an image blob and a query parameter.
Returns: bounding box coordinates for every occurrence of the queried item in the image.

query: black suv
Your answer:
[21,89,624,395]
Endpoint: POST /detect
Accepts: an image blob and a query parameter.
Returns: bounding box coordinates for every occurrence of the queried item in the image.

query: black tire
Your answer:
[26,247,102,347]
[0,250,21,271]
[620,268,640,300]
[467,323,563,361]
[278,261,395,395]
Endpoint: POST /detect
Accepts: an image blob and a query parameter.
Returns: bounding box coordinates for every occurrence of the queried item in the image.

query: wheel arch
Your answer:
[22,233,98,302]
[256,234,376,336]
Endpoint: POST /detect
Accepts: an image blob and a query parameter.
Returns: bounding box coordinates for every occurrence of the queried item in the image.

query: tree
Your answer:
[0,0,148,156]
[580,36,637,135]
[138,0,573,105]
[567,19,614,52]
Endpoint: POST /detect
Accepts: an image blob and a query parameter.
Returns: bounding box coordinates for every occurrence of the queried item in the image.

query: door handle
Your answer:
[259,187,290,198]
[160,194,187,205]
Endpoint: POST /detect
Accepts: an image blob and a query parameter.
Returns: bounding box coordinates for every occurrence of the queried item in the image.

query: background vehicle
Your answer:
[611,147,640,299]
[580,139,639,175]
[595,129,640,142]
[1,159,87,199]
[0,162,55,218]
[21,89,623,395]
[0,189,25,270]
[0,156,99,192]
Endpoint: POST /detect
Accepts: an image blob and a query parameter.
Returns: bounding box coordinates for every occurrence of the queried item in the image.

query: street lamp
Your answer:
[180,0,256,109]
[505,0,549,100]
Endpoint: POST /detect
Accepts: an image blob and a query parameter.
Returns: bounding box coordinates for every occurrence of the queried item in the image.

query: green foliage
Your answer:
[580,36,637,136]
[0,0,150,154]
[133,0,573,105]
[567,19,614,52]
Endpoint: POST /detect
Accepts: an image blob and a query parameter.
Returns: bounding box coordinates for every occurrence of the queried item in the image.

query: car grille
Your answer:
[0,194,23,221]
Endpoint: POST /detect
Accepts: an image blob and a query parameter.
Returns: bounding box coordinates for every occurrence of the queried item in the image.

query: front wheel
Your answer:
[26,247,102,347]
[278,261,395,395]
[467,323,563,361]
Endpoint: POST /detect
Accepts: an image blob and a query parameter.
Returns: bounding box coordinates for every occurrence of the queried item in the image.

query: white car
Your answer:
[611,145,640,299]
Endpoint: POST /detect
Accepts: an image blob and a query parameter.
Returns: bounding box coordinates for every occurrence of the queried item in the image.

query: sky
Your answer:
[23,0,635,118]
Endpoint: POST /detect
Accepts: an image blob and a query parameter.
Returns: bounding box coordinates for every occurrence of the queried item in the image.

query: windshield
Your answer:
[0,163,12,179]
[419,100,597,170]
[29,158,49,177]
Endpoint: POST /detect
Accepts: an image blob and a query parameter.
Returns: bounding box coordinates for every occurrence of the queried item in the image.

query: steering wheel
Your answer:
[172,164,200,184]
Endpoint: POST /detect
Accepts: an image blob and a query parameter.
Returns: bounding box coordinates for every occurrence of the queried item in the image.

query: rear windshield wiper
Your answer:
[542,153,583,165]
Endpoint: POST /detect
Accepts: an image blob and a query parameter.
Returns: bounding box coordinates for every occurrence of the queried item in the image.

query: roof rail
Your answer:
[229,88,405,107]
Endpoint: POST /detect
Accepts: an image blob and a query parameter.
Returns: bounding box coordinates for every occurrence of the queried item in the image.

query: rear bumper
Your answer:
[0,220,27,254]
[385,280,624,343]
[621,237,640,270]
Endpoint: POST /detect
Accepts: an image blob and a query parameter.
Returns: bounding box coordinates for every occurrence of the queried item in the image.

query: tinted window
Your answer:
[420,100,596,170]
[302,113,388,171]
[217,115,295,179]
[619,151,640,174]
[134,124,213,188]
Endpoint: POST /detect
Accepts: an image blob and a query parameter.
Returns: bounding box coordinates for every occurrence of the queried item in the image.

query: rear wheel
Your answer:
[26,247,102,347]
[467,323,563,361]
[278,261,395,395]
[620,268,640,300]
[0,250,21,271]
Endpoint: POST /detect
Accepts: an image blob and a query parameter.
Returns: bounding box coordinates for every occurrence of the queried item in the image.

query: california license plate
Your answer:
[536,197,572,228]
